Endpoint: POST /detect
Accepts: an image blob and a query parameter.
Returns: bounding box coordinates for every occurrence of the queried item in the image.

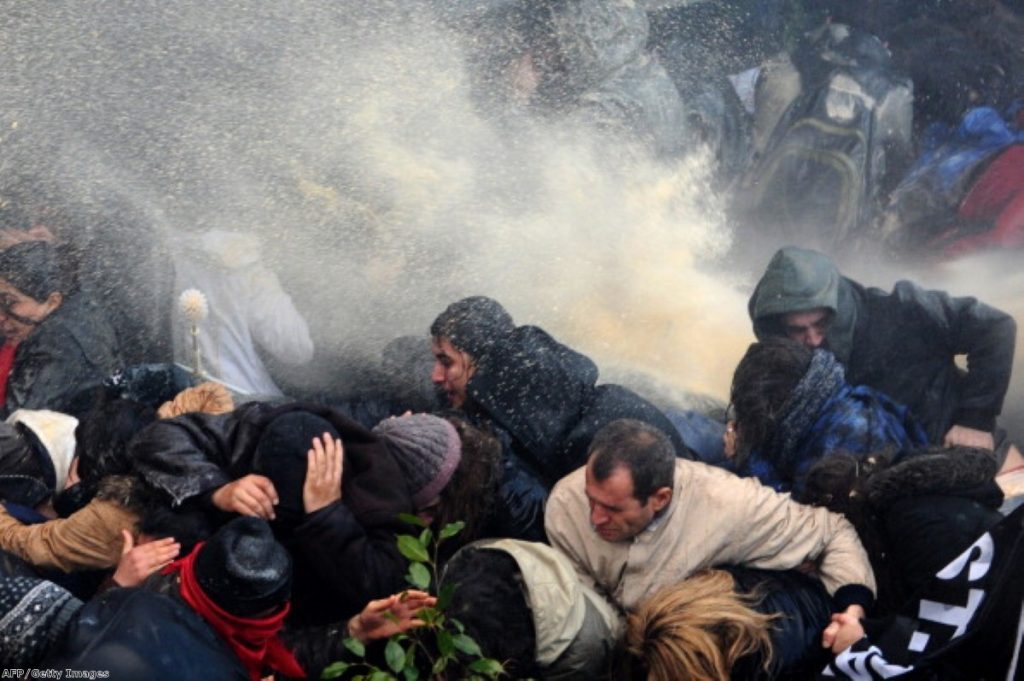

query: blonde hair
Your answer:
[625,570,777,681]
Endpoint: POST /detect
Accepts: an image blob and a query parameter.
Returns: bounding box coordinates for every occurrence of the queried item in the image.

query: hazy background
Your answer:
[0,1,1019,437]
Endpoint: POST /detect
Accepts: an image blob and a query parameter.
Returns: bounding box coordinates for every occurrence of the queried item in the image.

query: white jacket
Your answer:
[171,230,313,396]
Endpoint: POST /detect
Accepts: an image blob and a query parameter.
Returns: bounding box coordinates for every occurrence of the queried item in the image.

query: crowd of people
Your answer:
[1,1,1023,680]
[0,235,1016,679]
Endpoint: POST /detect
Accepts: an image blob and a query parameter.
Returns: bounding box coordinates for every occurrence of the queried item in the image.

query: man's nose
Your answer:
[805,328,825,348]
[430,362,445,384]
[590,506,608,527]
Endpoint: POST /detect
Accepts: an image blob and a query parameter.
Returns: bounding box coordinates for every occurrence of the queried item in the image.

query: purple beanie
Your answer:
[372,414,462,509]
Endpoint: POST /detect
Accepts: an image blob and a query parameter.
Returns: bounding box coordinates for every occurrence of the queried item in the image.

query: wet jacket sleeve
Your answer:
[292,500,408,618]
[893,281,1016,431]
[5,334,96,416]
[130,413,237,506]
[0,500,136,572]
[243,266,314,366]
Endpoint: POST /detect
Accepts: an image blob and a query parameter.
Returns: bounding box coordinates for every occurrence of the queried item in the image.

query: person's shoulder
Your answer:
[549,466,587,506]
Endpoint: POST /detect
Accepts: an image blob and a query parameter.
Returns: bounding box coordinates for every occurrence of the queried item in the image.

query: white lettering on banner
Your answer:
[937,533,994,582]
[918,589,986,639]
[831,646,915,680]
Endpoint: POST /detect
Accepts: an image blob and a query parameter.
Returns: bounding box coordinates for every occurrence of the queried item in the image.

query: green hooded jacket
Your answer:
[749,247,1016,442]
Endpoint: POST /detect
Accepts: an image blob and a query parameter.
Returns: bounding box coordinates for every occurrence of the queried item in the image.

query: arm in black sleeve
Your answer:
[292,500,409,620]
[895,281,1016,431]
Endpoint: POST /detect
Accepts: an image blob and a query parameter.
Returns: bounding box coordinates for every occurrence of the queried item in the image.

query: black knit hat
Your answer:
[251,412,340,530]
[194,517,292,617]
[429,296,515,359]
[0,241,66,302]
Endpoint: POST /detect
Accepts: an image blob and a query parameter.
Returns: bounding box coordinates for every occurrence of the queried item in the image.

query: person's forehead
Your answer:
[784,308,830,324]
[431,337,457,356]
[585,463,637,506]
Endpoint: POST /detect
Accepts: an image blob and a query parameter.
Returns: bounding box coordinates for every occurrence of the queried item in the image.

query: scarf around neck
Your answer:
[770,349,845,469]
[162,542,305,681]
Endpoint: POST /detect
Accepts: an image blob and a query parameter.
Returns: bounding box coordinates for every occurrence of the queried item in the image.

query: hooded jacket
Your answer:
[464,539,622,680]
[546,0,692,158]
[5,293,121,419]
[468,325,689,487]
[749,247,1017,442]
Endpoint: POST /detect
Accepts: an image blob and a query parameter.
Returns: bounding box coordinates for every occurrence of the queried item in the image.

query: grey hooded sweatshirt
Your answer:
[749,247,1017,442]
[547,0,693,158]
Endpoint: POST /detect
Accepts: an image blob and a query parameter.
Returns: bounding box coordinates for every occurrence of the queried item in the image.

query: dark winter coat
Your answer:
[4,293,121,418]
[469,325,690,485]
[42,586,248,680]
[742,350,928,496]
[726,567,833,680]
[797,446,1004,613]
[130,402,414,624]
[749,247,1017,442]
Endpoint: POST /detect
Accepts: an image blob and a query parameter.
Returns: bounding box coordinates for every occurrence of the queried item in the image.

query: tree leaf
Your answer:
[406,562,431,590]
[385,639,405,673]
[436,584,456,611]
[469,658,505,677]
[452,633,482,657]
[418,527,433,547]
[401,664,419,681]
[398,513,427,528]
[343,637,366,658]
[368,671,394,681]
[436,628,455,657]
[396,535,430,563]
[439,521,465,540]
[320,661,349,679]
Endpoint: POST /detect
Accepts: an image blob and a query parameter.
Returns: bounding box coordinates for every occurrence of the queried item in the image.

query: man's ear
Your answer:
[43,291,63,313]
[649,486,672,513]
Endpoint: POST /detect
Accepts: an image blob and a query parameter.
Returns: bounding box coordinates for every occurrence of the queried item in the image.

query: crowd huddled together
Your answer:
[2,1,1024,679]
[0,232,1017,680]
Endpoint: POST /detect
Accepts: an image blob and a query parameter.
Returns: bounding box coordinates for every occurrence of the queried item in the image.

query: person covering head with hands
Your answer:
[749,246,1016,451]
[544,419,876,655]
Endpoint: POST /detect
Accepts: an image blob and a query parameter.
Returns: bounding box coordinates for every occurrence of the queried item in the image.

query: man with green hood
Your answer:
[748,246,1016,450]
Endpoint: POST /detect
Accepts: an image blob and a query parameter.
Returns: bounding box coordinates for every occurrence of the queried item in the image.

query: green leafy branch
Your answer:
[322,517,504,681]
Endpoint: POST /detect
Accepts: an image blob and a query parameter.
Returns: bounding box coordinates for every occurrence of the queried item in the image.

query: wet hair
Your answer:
[0,241,67,302]
[623,570,775,681]
[434,415,502,551]
[729,338,813,464]
[136,490,216,556]
[442,546,537,678]
[75,397,157,485]
[588,419,675,502]
[429,296,514,359]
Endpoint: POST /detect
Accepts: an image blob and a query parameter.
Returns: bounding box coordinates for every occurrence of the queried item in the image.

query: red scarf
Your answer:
[0,342,18,406]
[163,542,306,681]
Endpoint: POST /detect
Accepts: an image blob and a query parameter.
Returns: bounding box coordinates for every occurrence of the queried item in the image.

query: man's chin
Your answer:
[594,527,623,542]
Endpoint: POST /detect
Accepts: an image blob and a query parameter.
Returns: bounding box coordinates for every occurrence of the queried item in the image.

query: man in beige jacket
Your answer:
[544,418,876,653]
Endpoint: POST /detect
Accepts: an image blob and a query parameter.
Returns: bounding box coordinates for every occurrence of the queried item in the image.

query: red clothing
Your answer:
[0,342,18,406]
[163,543,306,681]
[944,145,1024,256]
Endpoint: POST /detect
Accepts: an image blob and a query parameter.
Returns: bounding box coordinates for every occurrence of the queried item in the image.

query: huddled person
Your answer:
[0,241,121,418]
[749,246,1016,450]
[430,295,690,540]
